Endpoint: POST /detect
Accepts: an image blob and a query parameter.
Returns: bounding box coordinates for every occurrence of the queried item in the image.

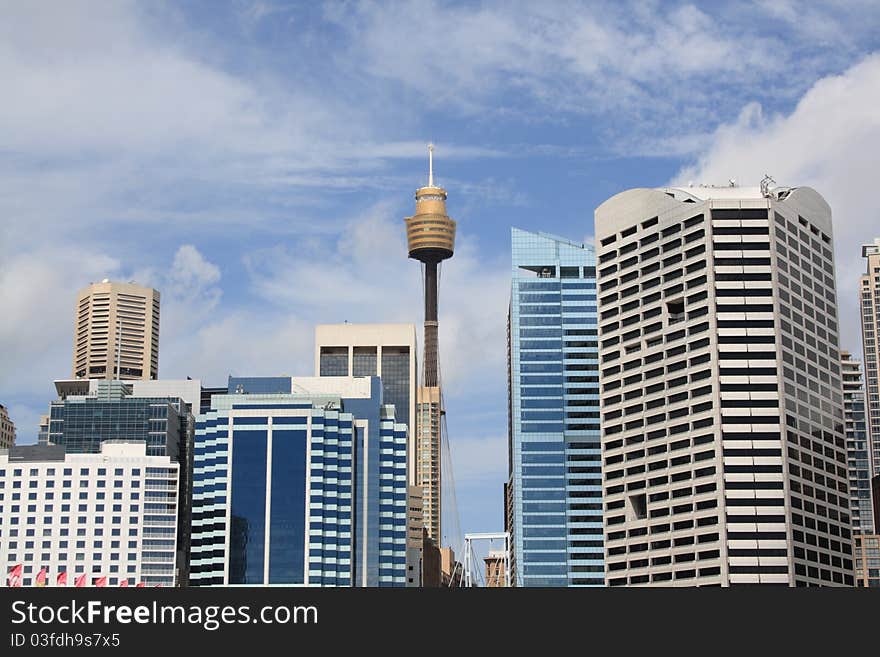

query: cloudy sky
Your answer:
[2,0,879,546]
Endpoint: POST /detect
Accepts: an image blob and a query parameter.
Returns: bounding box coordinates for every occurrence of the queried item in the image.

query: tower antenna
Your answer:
[428,142,434,187]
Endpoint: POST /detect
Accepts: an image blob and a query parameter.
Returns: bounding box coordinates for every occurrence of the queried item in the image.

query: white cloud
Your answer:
[326,0,879,151]
[0,248,121,392]
[244,199,511,394]
[675,53,880,355]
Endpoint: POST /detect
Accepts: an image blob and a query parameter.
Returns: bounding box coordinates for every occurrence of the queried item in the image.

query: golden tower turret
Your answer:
[405,144,457,263]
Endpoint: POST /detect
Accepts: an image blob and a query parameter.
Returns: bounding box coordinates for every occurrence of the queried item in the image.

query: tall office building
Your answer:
[842,352,874,534]
[0,442,179,587]
[189,376,408,587]
[405,144,456,543]
[859,238,880,477]
[315,325,419,586]
[0,403,15,449]
[73,280,160,381]
[595,182,853,586]
[315,324,417,479]
[506,228,602,587]
[39,379,194,584]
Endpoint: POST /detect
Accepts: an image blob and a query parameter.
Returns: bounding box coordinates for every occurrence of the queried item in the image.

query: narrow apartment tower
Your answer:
[73,280,160,380]
[859,238,880,477]
[595,182,853,586]
[404,144,456,542]
[841,352,874,534]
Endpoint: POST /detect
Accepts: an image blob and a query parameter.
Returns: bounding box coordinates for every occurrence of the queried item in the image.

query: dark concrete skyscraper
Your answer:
[404,145,456,542]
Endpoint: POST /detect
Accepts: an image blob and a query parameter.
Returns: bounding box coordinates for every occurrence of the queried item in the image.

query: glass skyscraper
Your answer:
[506,228,602,586]
[189,376,408,587]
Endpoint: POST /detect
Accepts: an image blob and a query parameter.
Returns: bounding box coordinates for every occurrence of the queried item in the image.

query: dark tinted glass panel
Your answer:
[352,347,377,376]
[269,430,306,584]
[381,347,411,426]
[230,430,267,584]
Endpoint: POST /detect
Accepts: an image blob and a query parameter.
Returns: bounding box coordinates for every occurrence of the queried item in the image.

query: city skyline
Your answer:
[2,1,880,546]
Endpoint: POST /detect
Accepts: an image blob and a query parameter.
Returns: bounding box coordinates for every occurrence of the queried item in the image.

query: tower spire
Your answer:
[428,142,434,187]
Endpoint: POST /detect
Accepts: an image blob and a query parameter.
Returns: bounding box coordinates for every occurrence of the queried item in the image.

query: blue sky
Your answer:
[2,1,880,548]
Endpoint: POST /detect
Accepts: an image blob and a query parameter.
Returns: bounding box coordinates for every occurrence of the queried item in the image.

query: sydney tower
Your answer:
[404,144,456,542]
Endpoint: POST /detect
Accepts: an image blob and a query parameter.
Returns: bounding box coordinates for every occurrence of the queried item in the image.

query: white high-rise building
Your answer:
[595,182,853,587]
[859,238,880,477]
[0,442,179,587]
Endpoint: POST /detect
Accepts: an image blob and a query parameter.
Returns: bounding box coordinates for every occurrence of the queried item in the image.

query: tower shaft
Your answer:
[423,260,439,387]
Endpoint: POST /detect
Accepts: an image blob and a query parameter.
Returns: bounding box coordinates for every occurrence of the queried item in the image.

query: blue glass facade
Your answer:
[508,228,603,586]
[43,397,184,460]
[190,377,407,587]
[229,429,267,584]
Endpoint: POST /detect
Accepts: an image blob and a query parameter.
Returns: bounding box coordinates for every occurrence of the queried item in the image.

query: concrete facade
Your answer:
[73,280,160,381]
[859,238,880,479]
[595,183,853,586]
[0,442,179,587]
[0,404,15,449]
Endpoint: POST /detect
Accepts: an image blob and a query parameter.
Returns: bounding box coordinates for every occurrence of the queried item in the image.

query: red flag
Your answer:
[7,564,23,587]
[135,582,145,588]
[119,579,129,588]
[56,571,68,586]
[95,576,107,588]
[74,573,87,588]
[35,568,47,587]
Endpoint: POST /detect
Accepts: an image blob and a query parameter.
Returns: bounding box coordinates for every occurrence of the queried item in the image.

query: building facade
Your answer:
[0,442,178,587]
[506,228,603,587]
[853,534,880,587]
[73,280,160,381]
[315,324,417,481]
[0,404,15,449]
[595,183,853,586]
[842,352,874,534]
[39,379,193,584]
[189,376,408,587]
[484,550,508,587]
[859,238,880,478]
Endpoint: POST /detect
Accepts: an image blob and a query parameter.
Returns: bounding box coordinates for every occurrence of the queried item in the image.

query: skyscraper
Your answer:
[0,403,15,449]
[73,280,160,380]
[595,182,853,586]
[315,324,421,586]
[842,352,874,534]
[405,144,456,543]
[506,228,602,587]
[315,323,417,479]
[859,238,880,478]
[189,376,408,587]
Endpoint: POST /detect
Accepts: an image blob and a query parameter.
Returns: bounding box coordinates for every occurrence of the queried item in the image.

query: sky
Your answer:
[2,0,880,548]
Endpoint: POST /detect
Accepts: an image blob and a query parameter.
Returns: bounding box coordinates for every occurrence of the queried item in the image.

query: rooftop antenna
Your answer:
[760,174,776,197]
[428,142,434,187]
